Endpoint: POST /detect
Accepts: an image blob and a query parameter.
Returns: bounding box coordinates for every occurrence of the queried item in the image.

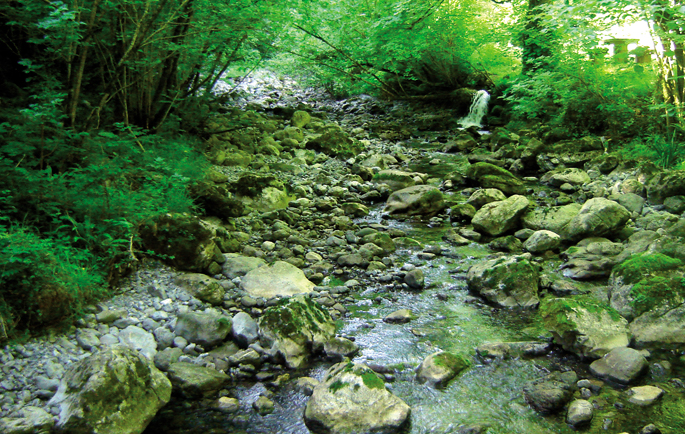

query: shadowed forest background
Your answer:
[1,0,685,338]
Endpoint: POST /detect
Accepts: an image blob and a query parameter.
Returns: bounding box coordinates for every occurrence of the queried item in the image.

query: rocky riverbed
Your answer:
[2,73,685,434]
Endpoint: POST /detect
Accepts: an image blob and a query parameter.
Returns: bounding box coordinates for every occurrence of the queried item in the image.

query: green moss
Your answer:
[328,379,349,393]
[614,253,682,285]
[539,296,623,333]
[360,370,385,390]
[630,275,685,316]
[432,352,471,373]
[259,296,332,339]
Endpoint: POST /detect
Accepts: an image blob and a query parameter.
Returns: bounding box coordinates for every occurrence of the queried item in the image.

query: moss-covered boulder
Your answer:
[646,169,685,204]
[166,362,230,398]
[608,253,685,349]
[305,130,364,159]
[240,260,315,299]
[608,253,683,320]
[361,232,396,255]
[371,169,417,191]
[472,195,530,237]
[48,346,171,434]
[539,296,629,359]
[291,110,312,128]
[448,203,477,223]
[560,238,624,280]
[523,230,561,253]
[258,295,336,369]
[174,273,225,306]
[540,168,591,187]
[523,372,577,415]
[561,198,631,242]
[521,203,581,234]
[466,254,539,308]
[304,361,410,434]
[383,185,445,217]
[466,188,506,209]
[416,351,470,387]
[138,213,223,273]
[174,311,232,348]
[341,202,370,218]
[465,162,526,195]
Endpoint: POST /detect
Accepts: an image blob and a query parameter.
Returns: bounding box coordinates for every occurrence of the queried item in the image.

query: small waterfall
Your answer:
[458,90,490,129]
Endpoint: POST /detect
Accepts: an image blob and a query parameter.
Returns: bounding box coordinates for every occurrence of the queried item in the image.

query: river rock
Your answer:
[589,346,647,385]
[466,188,506,209]
[521,203,581,234]
[304,362,410,434]
[404,268,425,289]
[540,297,629,359]
[384,309,414,324]
[566,399,593,427]
[118,325,157,359]
[305,129,363,159]
[258,295,335,369]
[465,162,526,195]
[523,230,561,253]
[138,213,222,273]
[240,260,315,298]
[167,362,230,398]
[630,303,685,350]
[231,312,259,348]
[561,198,631,242]
[476,341,551,359]
[174,273,224,306]
[383,185,445,217]
[523,372,576,414]
[372,170,417,191]
[560,238,624,280]
[324,337,359,361]
[76,328,101,351]
[362,232,396,255]
[472,195,529,236]
[646,169,685,204]
[466,255,539,308]
[341,202,370,217]
[416,351,470,387]
[627,385,664,406]
[222,254,267,279]
[48,346,171,434]
[0,406,54,434]
[540,168,591,186]
[291,110,311,128]
[174,311,232,348]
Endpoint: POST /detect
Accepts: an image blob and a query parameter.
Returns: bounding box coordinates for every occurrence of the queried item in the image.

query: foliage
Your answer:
[0,0,286,130]
[620,132,685,168]
[274,0,519,98]
[0,225,107,331]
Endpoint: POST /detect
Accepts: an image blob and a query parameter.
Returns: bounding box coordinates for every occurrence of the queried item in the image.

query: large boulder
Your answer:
[0,407,54,434]
[371,170,417,191]
[561,198,631,242]
[472,195,530,237]
[166,362,230,398]
[383,185,445,217]
[305,130,364,159]
[118,326,157,360]
[221,254,267,279]
[560,238,624,280]
[523,372,576,414]
[539,297,629,359]
[646,169,685,204]
[48,346,171,434]
[540,168,591,187]
[174,273,224,306]
[608,253,683,321]
[416,351,470,387]
[465,162,526,195]
[258,295,336,369]
[589,346,647,385]
[521,203,581,234]
[467,255,539,308]
[240,261,315,299]
[174,311,232,348]
[138,213,223,273]
[304,361,410,434]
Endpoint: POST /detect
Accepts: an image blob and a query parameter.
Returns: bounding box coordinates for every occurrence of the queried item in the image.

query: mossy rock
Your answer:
[371,170,417,191]
[361,232,396,255]
[229,173,283,198]
[258,295,335,369]
[305,130,364,159]
[539,296,629,359]
[416,351,471,387]
[466,254,539,308]
[465,162,526,195]
[612,253,682,285]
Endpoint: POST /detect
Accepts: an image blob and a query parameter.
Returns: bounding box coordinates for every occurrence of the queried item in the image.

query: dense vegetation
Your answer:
[1,0,685,338]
